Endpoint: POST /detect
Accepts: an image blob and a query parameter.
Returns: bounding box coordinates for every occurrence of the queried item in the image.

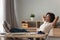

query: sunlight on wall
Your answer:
[0,0,5,33]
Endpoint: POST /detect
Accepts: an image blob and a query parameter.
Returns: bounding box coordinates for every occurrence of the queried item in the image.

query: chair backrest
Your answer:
[3,21,11,33]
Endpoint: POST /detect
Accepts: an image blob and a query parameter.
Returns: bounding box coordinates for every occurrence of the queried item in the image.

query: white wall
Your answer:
[15,0,60,28]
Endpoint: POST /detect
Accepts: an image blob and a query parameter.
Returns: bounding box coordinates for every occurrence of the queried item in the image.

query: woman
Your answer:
[36,12,59,40]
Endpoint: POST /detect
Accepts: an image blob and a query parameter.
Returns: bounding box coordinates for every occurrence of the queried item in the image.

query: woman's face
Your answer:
[45,14,50,22]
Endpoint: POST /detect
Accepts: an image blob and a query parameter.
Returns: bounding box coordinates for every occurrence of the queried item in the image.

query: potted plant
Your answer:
[30,14,35,21]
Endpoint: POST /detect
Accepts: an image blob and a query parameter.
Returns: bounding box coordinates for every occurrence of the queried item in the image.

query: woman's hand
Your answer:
[42,16,46,22]
[56,16,59,20]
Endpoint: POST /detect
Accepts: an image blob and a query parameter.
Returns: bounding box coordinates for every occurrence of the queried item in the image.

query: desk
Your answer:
[0,32,48,40]
[49,28,60,37]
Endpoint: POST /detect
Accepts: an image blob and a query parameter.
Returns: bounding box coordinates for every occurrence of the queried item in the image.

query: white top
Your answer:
[37,21,53,33]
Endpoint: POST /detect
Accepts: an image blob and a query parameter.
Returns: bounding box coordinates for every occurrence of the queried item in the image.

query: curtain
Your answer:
[5,0,18,28]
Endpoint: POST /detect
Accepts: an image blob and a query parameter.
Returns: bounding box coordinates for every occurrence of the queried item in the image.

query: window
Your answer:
[0,0,5,33]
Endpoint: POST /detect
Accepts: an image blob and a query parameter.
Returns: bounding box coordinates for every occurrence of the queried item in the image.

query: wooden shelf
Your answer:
[21,20,41,32]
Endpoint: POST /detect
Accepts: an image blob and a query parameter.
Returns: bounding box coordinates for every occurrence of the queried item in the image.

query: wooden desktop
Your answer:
[0,32,48,40]
[49,28,60,37]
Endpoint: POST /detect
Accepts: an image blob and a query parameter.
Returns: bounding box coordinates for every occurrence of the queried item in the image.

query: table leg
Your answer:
[33,38,36,40]
[40,38,42,40]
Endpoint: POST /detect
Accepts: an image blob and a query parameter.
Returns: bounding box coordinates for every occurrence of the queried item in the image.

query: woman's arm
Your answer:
[42,16,46,22]
[52,16,59,26]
